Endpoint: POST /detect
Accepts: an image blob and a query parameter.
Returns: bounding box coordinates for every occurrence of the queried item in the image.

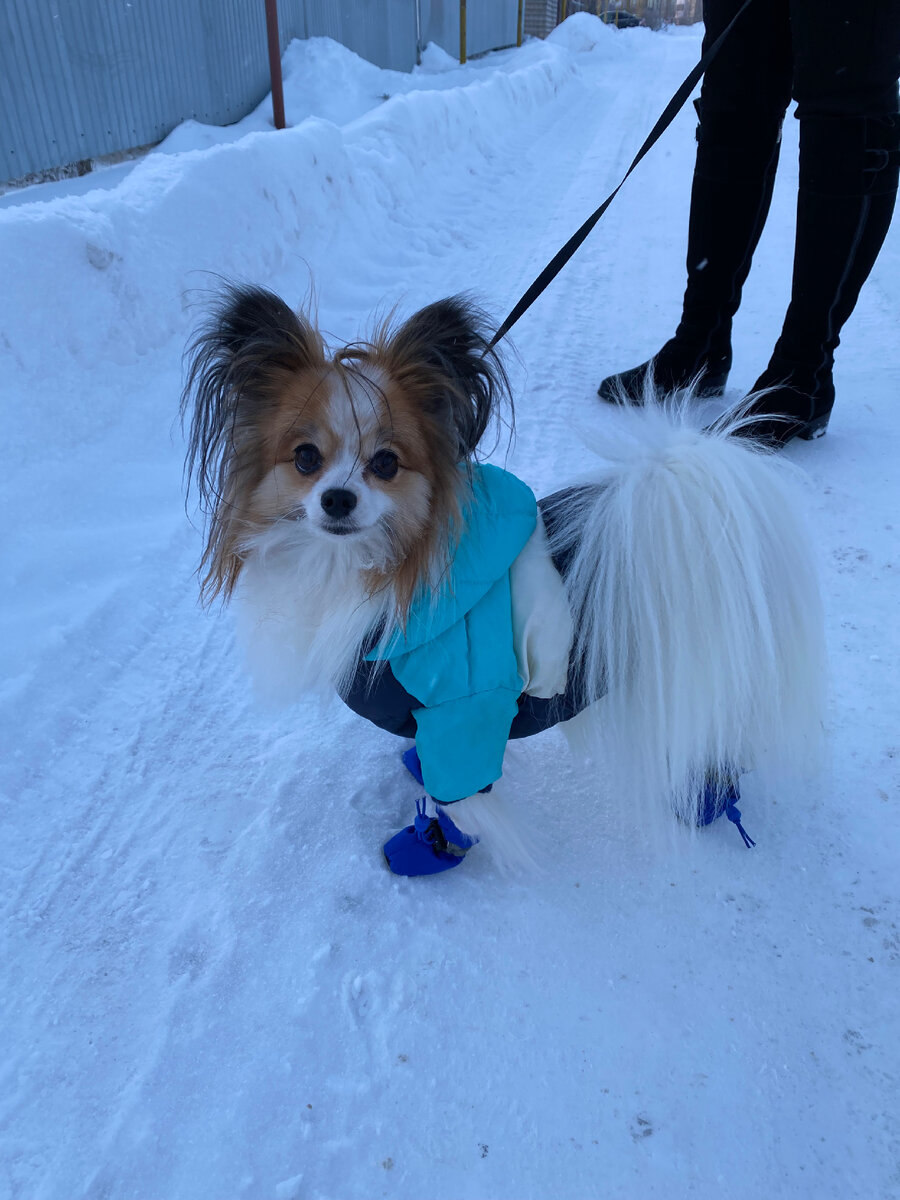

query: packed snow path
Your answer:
[2,20,898,1200]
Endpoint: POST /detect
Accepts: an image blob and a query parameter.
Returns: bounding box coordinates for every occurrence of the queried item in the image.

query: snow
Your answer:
[2,16,899,1199]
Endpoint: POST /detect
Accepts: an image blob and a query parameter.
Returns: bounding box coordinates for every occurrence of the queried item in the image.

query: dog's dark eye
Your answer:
[370,450,399,481]
[294,443,322,475]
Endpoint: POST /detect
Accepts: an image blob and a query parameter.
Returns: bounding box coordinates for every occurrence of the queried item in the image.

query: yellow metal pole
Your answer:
[561,0,568,21]
[517,0,524,45]
[460,0,467,64]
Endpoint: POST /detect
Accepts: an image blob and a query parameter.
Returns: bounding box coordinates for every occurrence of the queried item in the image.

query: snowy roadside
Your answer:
[1,18,898,1200]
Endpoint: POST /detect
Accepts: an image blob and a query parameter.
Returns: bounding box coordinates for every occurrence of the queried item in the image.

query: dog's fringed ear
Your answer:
[383,296,512,458]
[181,284,323,510]
[181,284,325,602]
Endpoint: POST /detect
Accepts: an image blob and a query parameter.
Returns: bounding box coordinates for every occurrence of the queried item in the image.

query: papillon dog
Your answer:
[182,285,826,876]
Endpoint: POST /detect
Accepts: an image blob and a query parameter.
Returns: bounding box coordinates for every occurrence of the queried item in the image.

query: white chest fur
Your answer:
[237,527,389,707]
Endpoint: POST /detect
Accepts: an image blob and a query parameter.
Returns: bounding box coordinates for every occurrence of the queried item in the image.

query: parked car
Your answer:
[598,10,643,27]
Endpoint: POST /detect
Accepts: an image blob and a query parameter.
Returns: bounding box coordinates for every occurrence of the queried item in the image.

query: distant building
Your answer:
[524,0,559,38]
[524,0,702,34]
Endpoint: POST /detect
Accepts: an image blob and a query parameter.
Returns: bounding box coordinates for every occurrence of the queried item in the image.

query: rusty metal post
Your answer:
[264,0,286,129]
[517,0,524,45]
[460,0,467,64]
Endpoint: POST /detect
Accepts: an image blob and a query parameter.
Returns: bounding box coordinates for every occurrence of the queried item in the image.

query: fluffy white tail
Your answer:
[548,402,827,820]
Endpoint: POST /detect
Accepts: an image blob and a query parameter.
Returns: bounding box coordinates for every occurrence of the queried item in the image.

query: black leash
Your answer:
[487,0,754,352]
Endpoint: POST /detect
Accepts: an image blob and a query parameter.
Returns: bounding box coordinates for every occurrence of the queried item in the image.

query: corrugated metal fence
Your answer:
[419,0,519,63]
[1,0,520,184]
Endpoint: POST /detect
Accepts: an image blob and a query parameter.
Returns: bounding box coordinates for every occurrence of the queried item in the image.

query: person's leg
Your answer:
[599,0,792,403]
[739,0,900,445]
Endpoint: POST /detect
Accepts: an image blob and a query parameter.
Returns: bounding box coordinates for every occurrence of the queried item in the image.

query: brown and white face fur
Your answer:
[182,286,509,626]
[242,357,450,615]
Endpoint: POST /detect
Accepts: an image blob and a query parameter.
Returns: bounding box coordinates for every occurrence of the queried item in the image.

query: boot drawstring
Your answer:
[413,797,437,841]
[724,798,756,849]
[412,797,457,854]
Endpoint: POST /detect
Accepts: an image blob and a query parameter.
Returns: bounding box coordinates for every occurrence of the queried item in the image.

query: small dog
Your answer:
[182,286,826,875]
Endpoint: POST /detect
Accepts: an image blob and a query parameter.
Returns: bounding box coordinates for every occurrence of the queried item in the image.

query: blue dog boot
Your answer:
[697,774,756,848]
[402,746,424,786]
[435,802,479,852]
[383,798,478,877]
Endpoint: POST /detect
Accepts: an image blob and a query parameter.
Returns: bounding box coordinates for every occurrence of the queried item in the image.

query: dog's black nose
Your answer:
[320,488,357,520]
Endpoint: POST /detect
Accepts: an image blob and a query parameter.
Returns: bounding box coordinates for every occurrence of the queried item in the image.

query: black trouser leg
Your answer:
[741,1,900,445]
[598,0,792,403]
[670,106,784,369]
[749,117,900,436]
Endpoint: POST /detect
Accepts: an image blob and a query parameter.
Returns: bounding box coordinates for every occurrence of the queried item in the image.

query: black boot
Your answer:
[736,114,900,447]
[599,106,784,404]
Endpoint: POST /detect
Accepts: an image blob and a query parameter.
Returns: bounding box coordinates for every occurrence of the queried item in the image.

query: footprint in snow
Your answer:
[342,970,414,1035]
[630,1114,654,1141]
[342,971,379,1027]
